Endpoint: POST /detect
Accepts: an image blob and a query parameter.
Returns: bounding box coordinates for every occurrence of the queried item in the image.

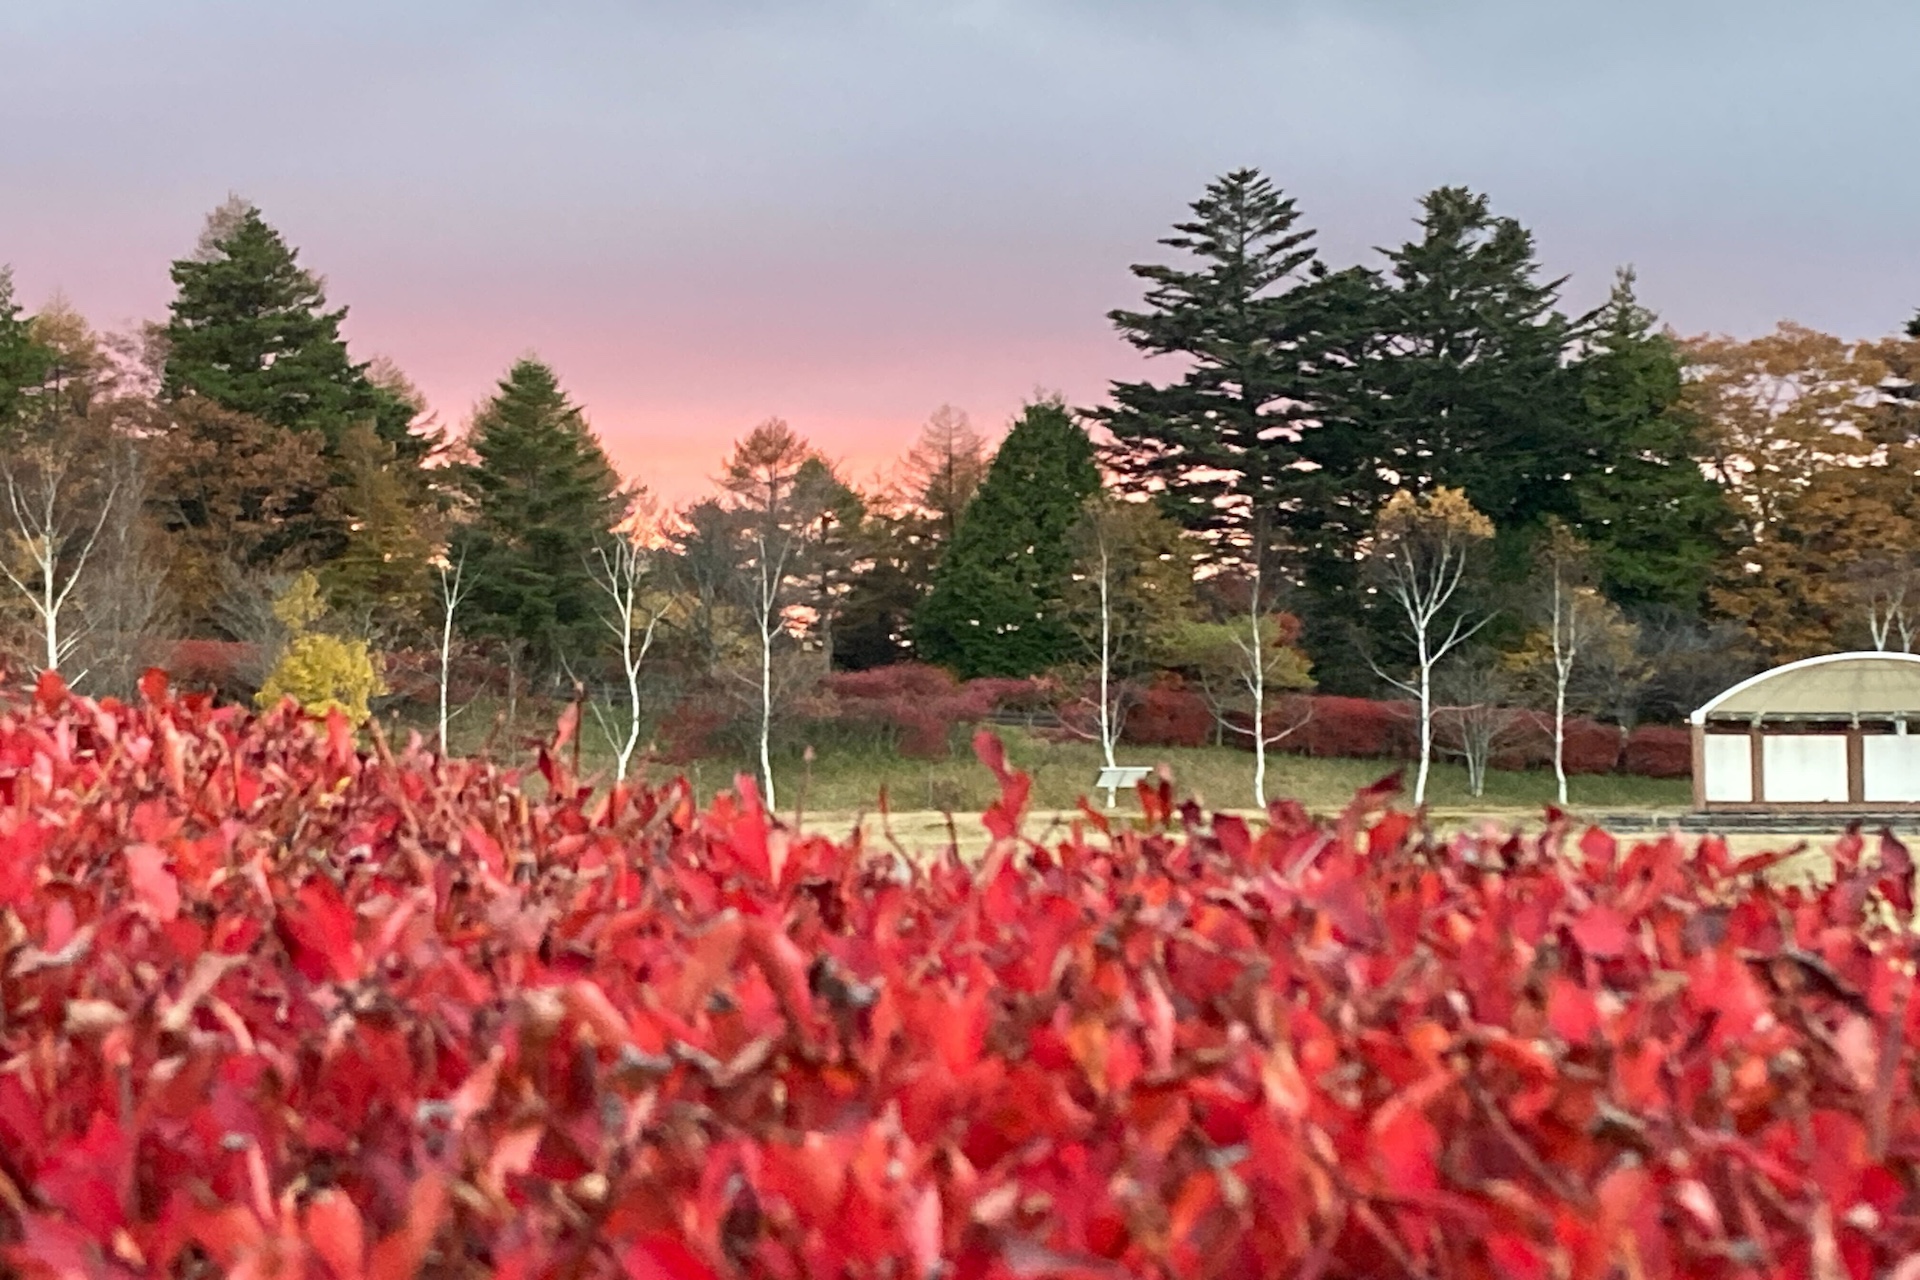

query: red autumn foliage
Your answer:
[656,698,732,763]
[1121,681,1213,749]
[1625,724,1695,779]
[1293,695,1415,759]
[1489,712,1625,775]
[2,671,1913,1277]
[161,639,258,699]
[815,664,997,759]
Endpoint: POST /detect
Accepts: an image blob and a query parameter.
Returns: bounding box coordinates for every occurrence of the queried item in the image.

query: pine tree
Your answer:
[1096,169,1330,562]
[1569,270,1731,615]
[459,359,626,668]
[319,423,439,633]
[838,406,987,670]
[1350,188,1585,542]
[916,399,1100,678]
[162,200,416,455]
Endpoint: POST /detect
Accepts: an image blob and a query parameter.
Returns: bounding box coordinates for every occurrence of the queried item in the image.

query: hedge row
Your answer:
[0,674,1912,1276]
[1124,685,1693,779]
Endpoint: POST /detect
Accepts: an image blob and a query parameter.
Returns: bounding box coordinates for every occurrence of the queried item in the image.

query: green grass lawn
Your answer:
[568,726,1688,821]
[408,699,1689,825]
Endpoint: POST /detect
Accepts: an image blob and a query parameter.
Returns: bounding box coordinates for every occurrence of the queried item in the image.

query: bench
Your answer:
[1092,765,1154,810]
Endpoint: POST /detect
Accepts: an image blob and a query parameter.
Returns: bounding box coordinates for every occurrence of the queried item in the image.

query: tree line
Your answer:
[4,174,1918,805]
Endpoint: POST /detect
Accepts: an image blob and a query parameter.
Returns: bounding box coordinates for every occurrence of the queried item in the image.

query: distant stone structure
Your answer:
[1691,652,1920,811]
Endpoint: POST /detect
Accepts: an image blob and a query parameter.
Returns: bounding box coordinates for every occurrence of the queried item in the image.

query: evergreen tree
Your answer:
[319,423,440,634]
[838,406,988,670]
[1352,187,1586,544]
[1569,270,1731,615]
[0,268,50,429]
[1096,169,1331,562]
[916,399,1100,678]
[459,359,626,668]
[162,200,417,455]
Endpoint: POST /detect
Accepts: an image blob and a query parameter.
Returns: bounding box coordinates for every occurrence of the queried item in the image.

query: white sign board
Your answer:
[1092,765,1153,809]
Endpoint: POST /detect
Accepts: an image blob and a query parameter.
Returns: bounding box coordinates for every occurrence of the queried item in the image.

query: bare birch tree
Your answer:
[1433,655,1521,799]
[719,419,831,810]
[432,548,472,754]
[1063,495,1193,771]
[1235,564,1317,808]
[1851,551,1920,653]
[588,511,665,782]
[69,437,171,696]
[1505,524,1642,805]
[1368,487,1495,806]
[0,441,116,677]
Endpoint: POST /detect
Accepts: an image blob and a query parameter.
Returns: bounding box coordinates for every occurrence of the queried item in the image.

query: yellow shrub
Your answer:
[255,633,386,722]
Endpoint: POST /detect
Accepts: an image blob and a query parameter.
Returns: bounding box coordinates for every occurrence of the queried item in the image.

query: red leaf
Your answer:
[305,1188,367,1280]
[973,730,1030,840]
[1545,974,1602,1044]
[278,875,362,983]
[1570,904,1630,958]
[624,1234,719,1280]
[1369,1094,1440,1194]
[1579,826,1617,879]
[367,1172,447,1280]
[124,842,181,922]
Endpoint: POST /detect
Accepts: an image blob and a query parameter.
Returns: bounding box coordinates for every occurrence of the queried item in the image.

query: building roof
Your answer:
[1691,652,1920,724]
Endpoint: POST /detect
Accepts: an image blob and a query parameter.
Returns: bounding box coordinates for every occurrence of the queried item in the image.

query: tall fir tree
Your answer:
[1569,270,1731,615]
[1096,169,1330,562]
[1348,187,1586,544]
[458,359,626,669]
[916,399,1100,678]
[162,200,417,455]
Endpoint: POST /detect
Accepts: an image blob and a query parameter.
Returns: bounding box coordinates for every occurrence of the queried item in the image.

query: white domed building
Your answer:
[1691,652,1920,811]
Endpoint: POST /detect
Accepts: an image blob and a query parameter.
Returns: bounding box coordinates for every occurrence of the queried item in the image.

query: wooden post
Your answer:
[1691,723,1706,810]
[1750,721,1766,805]
[1848,726,1866,806]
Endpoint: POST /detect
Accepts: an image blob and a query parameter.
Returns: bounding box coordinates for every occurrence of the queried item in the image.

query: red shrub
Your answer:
[1122,680,1213,748]
[963,674,1058,713]
[1625,724,1694,778]
[0,672,1915,1278]
[1491,712,1624,774]
[819,663,996,758]
[1294,695,1414,758]
[162,638,257,697]
[657,697,730,762]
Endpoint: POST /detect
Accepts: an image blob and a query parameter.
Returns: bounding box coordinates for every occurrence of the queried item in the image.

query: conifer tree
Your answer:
[458,359,625,669]
[1348,187,1585,541]
[1097,169,1332,562]
[1569,270,1731,614]
[162,200,416,454]
[839,406,987,670]
[916,399,1099,678]
[0,268,49,429]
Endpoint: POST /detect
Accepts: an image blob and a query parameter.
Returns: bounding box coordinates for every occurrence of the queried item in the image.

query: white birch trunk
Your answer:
[0,462,115,678]
[1097,540,1117,772]
[1250,565,1268,810]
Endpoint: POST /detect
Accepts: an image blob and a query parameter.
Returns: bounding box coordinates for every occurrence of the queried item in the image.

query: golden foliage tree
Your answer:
[255,572,385,721]
[1688,326,1920,659]
[1369,487,1496,805]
